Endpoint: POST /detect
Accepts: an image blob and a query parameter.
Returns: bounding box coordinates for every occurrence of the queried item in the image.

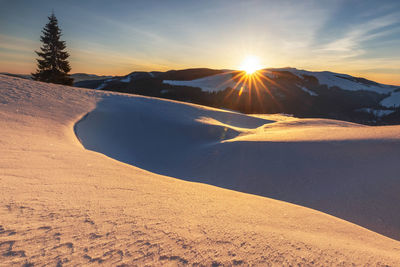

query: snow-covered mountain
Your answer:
[75,68,400,125]
[70,73,113,83]
[164,72,239,92]
[163,68,397,94]
[271,68,397,93]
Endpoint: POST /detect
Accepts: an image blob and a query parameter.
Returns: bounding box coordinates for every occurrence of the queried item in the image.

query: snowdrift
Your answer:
[2,74,400,265]
[76,91,400,240]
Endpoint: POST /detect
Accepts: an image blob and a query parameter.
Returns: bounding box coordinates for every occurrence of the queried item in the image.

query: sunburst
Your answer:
[211,57,288,110]
[240,56,261,75]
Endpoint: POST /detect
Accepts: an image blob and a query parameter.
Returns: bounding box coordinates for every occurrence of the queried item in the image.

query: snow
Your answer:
[380,91,400,108]
[2,74,400,265]
[77,84,400,242]
[95,78,113,89]
[120,75,131,83]
[357,108,395,117]
[260,69,275,79]
[162,68,397,95]
[120,72,156,82]
[120,73,140,83]
[272,68,397,94]
[299,85,318,96]
[95,83,106,90]
[162,70,277,92]
[163,72,242,92]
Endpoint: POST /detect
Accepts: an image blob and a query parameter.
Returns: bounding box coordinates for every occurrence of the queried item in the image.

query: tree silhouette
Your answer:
[32,13,73,85]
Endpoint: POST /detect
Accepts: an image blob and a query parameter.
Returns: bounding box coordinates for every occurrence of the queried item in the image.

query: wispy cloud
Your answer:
[316,13,400,58]
[0,0,399,83]
[0,34,39,53]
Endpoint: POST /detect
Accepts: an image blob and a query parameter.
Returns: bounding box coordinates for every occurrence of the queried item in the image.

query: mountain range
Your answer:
[74,68,400,125]
[3,68,399,125]
[0,72,112,83]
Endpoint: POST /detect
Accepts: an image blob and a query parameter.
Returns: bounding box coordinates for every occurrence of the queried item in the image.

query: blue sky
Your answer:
[1,0,399,84]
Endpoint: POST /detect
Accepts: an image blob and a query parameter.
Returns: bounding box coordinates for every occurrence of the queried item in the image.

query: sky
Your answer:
[0,0,399,85]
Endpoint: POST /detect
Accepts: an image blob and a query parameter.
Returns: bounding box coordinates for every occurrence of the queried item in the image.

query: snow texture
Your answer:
[120,76,131,83]
[95,78,114,89]
[2,74,400,265]
[380,91,400,108]
[273,68,397,93]
[77,84,400,241]
[300,86,318,96]
[163,72,240,92]
[357,108,395,117]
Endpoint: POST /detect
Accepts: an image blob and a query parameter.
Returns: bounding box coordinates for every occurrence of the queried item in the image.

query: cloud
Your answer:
[0,34,39,53]
[316,13,400,58]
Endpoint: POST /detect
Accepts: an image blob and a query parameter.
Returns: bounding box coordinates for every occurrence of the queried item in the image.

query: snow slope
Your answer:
[162,67,399,113]
[381,91,400,108]
[162,70,279,92]
[357,108,395,117]
[76,68,400,112]
[95,78,114,90]
[163,67,397,94]
[299,86,318,96]
[76,92,400,240]
[1,75,400,265]
[275,67,397,93]
[163,71,241,92]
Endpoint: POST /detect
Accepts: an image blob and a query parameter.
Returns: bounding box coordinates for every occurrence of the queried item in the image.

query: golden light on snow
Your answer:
[240,55,262,75]
[2,70,400,266]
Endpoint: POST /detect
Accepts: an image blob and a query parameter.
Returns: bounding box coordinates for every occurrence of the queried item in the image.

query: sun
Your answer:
[240,55,261,75]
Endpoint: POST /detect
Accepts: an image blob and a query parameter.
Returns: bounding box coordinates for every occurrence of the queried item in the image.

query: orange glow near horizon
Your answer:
[1,57,399,86]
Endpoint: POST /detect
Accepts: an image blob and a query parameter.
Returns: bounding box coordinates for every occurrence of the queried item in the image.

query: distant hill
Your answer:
[75,67,400,125]
[70,73,113,83]
[0,72,113,84]
[0,73,32,80]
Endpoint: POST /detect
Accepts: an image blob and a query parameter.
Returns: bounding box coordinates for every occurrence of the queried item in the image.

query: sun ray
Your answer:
[240,56,261,75]
[212,57,286,112]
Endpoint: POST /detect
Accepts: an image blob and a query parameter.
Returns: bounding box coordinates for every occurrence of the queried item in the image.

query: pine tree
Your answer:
[32,13,73,85]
